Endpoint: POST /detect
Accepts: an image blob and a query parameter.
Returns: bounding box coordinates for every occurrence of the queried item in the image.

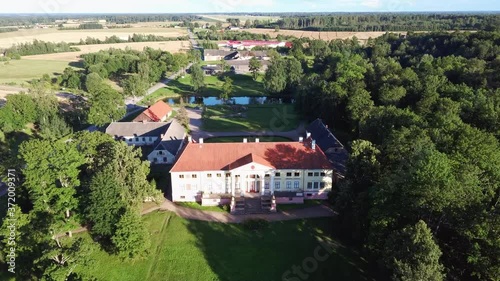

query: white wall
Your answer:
[123,136,158,146]
[148,150,175,164]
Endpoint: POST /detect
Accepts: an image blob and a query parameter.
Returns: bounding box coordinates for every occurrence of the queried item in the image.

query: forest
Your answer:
[73,34,190,45]
[261,30,500,280]
[270,13,500,31]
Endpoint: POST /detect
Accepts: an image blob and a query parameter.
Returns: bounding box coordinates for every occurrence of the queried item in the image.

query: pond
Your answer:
[166,96,294,106]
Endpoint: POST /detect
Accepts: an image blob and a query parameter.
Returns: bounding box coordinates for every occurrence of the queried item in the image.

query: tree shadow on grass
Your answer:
[184,218,373,281]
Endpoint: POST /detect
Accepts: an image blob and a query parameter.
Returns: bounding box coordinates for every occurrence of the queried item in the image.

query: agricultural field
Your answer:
[0,27,188,48]
[21,41,191,62]
[245,28,407,42]
[0,59,71,85]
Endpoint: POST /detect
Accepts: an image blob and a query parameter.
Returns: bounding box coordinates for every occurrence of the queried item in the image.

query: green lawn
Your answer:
[73,212,371,281]
[0,59,72,85]
[277,200,324,211]
[139,74,266,105]
[176,202,228,212]
[205,136,292,143]
[202,104,300,132]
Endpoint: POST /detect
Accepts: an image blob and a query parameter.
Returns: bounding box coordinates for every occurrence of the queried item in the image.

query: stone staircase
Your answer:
[231,196,275,215]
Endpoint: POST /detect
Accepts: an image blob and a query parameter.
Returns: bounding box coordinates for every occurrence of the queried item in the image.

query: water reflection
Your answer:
[166,96,294,106]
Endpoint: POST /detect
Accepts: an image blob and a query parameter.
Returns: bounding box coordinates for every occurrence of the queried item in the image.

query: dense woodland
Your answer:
[0,14,201,26]
[74,34,189,45]
[261,30,500,280]
[273,14,500,31]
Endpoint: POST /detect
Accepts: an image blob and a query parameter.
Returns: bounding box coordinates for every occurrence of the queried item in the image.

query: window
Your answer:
[136,137,139,141]
[313,182,319,189]
[314,172,319,177]
[265,174,270,178]
[142,137,146,141]
[207,174,212,178]
[192,174,197,179]
[179,175,185,179]
[307,182,313,189]
[158,151,163,155]
[320,182,326,189]
[275,182,281,190]
[163,157,167,162]
[226,173,231,178]
[180,196,186,199]
[216,173,222,178]
[286,181,292,189]
[308,172,313,177]
[294,181,300,189]
[153,158,157,163]
[286,172,292,177]
[127,138,132,142]
[307,193,312,197]
[320,172,326,177]
[275,173,281,177]
[265,182,269,189]
[294,172,300,177]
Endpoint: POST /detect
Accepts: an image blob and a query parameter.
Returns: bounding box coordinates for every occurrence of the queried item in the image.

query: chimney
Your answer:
[299,137,303,143]
[188,136,192,143]
[243,138,247,143]
[325,125,328,128]
[255,138,259,143]
[199,138,204,144]
[306,132,311,139]
[142,120,147,123]
[160,134,165,139]
[312,140,316,150]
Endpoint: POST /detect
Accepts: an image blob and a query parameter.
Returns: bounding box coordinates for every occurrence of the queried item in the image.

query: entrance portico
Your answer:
[228,156,275,197]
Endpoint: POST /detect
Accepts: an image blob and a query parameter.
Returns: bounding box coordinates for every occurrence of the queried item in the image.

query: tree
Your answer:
[176,98,189,128]
[86,166,127,236]
[0,93,37,131]
[220,76,233,101]
[123,74,148,97]
[112,209,150,259]
[249,57,262,80]
[37,112,72,140]
[383,221,445,281]
[87,84,125,126]
[19,139,86,220]
[85,72,104,93]
[219,58,230,74]
[190,64,205,93]
[264,58,287,94]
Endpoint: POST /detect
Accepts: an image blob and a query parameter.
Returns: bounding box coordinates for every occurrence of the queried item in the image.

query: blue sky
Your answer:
[3,0,500,13]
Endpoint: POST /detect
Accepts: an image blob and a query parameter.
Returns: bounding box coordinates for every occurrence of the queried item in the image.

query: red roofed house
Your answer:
[133,100,172,122]
[170,138,334,213]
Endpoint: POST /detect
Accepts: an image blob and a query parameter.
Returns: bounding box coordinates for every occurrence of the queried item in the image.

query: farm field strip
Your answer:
[245,28,408,41]
[21,41,191,62]
[0,27,188,48]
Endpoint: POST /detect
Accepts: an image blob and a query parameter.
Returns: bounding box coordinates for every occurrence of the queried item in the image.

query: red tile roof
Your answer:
[135,101,172,122]
[171,142,332,172]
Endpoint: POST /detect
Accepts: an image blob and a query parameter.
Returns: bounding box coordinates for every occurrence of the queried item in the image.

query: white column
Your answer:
[270,173,275,195]
[261,173,265,195]
[231,174,235,196]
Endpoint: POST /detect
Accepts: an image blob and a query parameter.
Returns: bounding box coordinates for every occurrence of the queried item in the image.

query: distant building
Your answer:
[132,100,173,122]
[224,40,292,50]
[228,60,270,74]
[105,120,185,164]
[203,49,269,61]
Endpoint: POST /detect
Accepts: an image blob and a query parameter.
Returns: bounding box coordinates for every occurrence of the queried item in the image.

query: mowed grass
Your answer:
[176,202,228,212]
[140,74,266,105]
[73,212,371,281]
[0,59,71,84]
[202,104,300,132]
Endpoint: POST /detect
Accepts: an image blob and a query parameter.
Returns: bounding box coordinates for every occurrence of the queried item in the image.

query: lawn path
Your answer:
[55,200,335,238]
[145,213,172,280]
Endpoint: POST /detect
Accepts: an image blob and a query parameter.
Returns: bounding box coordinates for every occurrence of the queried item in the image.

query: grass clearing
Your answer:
[202,104,300,132]
[0,59,72,84]
[205,136,292,143]
[72,211,371,281]
[140,74,266,105]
